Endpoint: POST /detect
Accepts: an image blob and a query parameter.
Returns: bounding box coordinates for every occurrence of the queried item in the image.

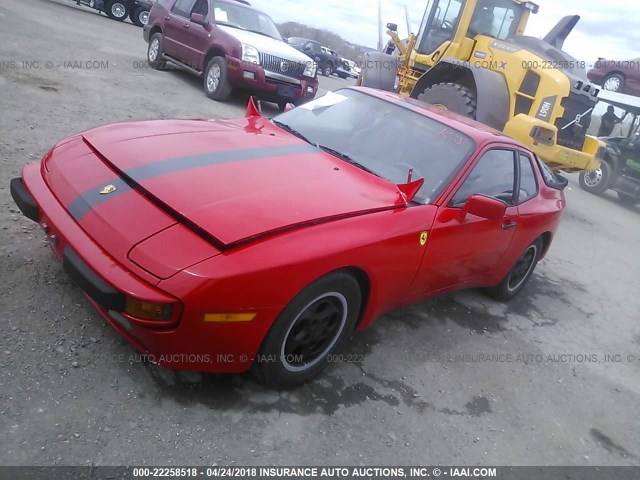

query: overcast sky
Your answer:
[250,0,638,63]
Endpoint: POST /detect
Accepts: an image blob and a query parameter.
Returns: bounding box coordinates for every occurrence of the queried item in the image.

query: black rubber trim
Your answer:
[63,247,126,311]
[10,177,39,222]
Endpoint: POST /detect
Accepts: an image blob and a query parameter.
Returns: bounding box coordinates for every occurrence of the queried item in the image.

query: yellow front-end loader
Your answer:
[361,0,605,172]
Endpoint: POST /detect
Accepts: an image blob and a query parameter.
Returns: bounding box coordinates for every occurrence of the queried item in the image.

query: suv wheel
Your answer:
[105,1,130,21]
[131,6,150,27]
[204,57,232,101]
[147,33,165,70]
[323,63,333,77]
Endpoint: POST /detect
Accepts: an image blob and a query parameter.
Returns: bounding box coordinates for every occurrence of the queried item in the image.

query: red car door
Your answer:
[407,147,520,298]
[163,0,197,59]
[507,151,550,263]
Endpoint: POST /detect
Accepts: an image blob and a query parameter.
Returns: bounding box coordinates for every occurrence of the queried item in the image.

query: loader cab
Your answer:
[415,0,536,57]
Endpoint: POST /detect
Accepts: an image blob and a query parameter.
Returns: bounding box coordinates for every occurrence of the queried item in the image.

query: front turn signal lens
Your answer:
[204,313,257,323]
[124,297,174,321]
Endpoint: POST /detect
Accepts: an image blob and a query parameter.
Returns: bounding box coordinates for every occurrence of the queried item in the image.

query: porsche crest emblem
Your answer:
[99,184,117,195]
[420,231,429,246]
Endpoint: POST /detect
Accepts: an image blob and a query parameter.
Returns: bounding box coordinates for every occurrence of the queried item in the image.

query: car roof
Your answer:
[349,87,517,145]
[598,90,640,115]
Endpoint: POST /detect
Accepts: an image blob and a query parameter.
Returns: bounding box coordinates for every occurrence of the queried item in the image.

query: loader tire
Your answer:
[417,82,477,119]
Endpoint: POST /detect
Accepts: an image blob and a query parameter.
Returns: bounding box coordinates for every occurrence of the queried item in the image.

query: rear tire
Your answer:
[131,6,149,27]
[579,161,613,196]
[602,73,626,93]
[416,82,477,118]
[204,57,232,101]
[485,238,543,301]
[252,272,362,389]
[105,0,130,21]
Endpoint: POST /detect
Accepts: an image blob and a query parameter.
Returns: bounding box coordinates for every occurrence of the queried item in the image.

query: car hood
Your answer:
[78,117,405,248]
[218,25,313,64]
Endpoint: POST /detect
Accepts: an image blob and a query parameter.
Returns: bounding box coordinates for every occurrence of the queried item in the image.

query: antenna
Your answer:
[404,4,412,36]
[377,0,383,50]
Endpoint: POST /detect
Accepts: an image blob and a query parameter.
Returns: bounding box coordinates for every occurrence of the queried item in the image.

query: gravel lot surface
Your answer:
[1,0,639,467]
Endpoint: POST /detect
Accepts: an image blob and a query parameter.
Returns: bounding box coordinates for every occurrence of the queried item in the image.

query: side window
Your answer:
[535,154,567,189]
[451,149,516,207]
[417,0,463,55]
[191,0,208,16]
[172,0,196,18]
[517,154,538,204]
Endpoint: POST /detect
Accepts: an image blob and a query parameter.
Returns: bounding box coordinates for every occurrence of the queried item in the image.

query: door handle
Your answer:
[183,23,190,28]
[431,50,441,63]
[165,16,170,20]
[501,221,518,230]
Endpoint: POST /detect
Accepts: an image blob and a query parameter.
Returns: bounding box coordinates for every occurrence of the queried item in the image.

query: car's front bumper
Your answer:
[10,165,271,373]
[226,56,318,105]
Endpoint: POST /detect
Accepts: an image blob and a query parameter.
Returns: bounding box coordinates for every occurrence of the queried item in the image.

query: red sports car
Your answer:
[10,87,567,388]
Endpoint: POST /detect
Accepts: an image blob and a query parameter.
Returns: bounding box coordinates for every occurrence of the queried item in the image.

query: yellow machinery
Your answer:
[361,0,605,172]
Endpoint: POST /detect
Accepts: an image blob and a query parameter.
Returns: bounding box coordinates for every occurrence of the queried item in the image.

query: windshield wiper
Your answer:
[271,122,381,177]
[317,145,381,177]
[246,29,276,39]
[271,120,317,146]
[215,22,248,31]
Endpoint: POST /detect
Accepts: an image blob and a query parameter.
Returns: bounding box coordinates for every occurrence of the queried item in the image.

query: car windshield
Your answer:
[273,89,476,203]
[213,1,282,40]
[287,37,307,47]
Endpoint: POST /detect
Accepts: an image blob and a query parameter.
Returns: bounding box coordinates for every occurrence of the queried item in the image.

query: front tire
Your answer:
[147,33,165,70]
[252,272,362,389]
[602,73,626,92]
[417,82,477,118]
[204,57,232,101]
[323,63,333,77]
[105,0,130,21]
[485,238,543,301]
[579,161,613,195]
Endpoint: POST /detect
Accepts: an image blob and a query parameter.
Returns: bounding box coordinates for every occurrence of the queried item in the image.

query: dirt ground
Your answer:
[1,0,639,468]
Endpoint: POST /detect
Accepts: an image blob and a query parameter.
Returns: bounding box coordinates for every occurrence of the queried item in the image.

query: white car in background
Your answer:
[337,58,360,79]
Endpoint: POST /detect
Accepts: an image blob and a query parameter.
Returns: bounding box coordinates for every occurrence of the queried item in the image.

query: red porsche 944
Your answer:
[10,87,567,388]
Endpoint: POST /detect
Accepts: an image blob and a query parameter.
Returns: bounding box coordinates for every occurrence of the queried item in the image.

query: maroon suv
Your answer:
[143,0,319,109]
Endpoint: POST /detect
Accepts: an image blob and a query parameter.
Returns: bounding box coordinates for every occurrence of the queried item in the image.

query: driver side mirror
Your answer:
[190,13,208,26]
[460,195,506,221]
